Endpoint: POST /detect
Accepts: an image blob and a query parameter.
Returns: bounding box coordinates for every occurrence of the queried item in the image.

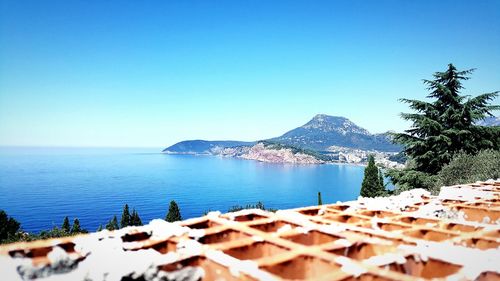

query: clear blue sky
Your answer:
[1,0,499,147]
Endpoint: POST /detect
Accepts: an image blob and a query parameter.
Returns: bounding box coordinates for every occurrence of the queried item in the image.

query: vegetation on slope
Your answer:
[259,140,335,162]
[389,64,499,193]
[388,151,407,164]
[0,203,145,244]
[270,114,401,152]
[163,140,256,154]
[227,201,277,213]
[0,210,88,244]
[436,150,500,188]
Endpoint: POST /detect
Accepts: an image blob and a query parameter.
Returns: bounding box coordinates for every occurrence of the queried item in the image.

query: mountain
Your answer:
[163,114,401,154]
[162,140,255,154]
[477,116,500,127]
[269,114,400,152]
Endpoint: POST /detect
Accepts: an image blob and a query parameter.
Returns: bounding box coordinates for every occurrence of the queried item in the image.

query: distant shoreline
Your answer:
[162,151,371,167]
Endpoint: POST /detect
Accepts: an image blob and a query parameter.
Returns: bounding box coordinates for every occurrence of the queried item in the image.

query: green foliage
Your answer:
[71,218,81,233]
[388,149,500,195]
[2,205,139,244]
[32,223,87,240]
[393,64,499,174]
[165,201,182,222]
[3,227,84,244]
[260,141,334,162]
[39,227,70,239]
[378,171,385,188]
[1,211,90,244]
[61,216,70,233]
[130,209,143,226]
[227,201,277,213]
[436,150,500,187]
[317,192,323,205]
[106,215,119,231]
[386,168,437,194]
[0,210,21,243]
[121,204,131,228]
[388,151,407,164]
[360,155,386,197]
[227,205,244,212]
[97,224,103,232]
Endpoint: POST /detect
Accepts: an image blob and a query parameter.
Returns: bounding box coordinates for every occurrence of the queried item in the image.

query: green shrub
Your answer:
[388,149,500,195]
[0,210,21,243]
[386,168,437,194]
[227,201,276,213]
[436,150,500,187]
[388,151,407,164]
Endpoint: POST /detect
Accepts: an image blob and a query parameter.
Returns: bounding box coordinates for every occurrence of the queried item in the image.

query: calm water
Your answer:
[0,147,364,233]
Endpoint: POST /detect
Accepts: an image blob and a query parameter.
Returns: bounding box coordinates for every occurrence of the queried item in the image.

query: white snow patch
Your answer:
[318,205,327,215]
[276,224,292,234]
[439,186,495,202]
[252,235,264,242]
[364,253,407,266]
[335,256,367,277]
[0,255,24,281]
[146,219,188,240]
[333,239,352,247]
[205,249,275,280]
[206,211,222,219]
[399,241,500,280]
[319,223,347,235]
[275,210,318,230]
[225,209,268,221]
[188,228,205,240]
[345,189,430,212]
[176,239,203,257]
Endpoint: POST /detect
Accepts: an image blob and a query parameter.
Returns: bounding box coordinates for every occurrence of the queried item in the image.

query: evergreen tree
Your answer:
[61,216,71,233]
[317,192,323,205]
[71,218,81,233]
[360,155,385,197]
[111,215,118,229]
[255,202,265,210]
[136,210,143,226]
[165,200,182,222]
[393,64,499,174]
[120,204,131,228]
[97,224,103,232]
[130,210,136,226]
[106,215,119,231]
[130,209,143,226]
[378,171,385,189]
[0,210,21,243]
[105,219,113,231]
[136,211,142,226]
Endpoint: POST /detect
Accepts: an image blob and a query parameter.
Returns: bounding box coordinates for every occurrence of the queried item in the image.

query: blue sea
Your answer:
[0,147,365,233]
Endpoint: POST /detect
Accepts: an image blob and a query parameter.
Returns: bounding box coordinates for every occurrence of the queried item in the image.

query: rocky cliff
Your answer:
[213,142,324,164]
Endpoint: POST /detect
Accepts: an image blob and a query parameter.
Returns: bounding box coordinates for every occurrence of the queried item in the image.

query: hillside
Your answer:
[162,140,255,154]
[162,114,401,157]
[212,141,328,164]
[269,114,400,152]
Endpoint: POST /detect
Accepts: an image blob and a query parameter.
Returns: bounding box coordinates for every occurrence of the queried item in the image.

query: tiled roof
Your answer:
[1,180,499,280]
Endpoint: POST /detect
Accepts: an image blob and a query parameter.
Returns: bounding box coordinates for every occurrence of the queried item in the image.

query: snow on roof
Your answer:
[1,179,499,280]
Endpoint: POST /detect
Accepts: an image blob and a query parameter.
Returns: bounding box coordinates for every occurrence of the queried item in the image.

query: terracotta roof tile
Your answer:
[1,179,499,280]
